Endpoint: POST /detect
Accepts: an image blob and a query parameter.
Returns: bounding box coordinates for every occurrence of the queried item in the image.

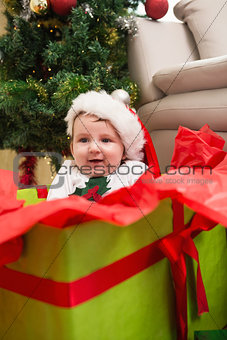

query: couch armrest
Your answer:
[128,17,199,106]
[153,55,227,95]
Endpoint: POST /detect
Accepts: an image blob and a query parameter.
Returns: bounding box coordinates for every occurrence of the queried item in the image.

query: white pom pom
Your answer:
[111,89,130,106]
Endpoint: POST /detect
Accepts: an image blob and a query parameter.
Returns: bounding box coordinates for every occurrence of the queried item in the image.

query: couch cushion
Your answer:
[174,0,227,59]
[153,55,227,94]
[137,88,227,132]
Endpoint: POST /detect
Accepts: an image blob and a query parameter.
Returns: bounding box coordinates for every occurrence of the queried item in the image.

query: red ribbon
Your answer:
[0,239,164,307]
[159,202,216,340]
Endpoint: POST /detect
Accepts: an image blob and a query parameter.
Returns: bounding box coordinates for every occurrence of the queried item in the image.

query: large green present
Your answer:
[0,184,226,340]
[194,330,227,339]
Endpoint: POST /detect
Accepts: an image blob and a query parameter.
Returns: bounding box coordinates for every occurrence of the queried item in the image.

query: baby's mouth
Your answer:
[88,159,103,164]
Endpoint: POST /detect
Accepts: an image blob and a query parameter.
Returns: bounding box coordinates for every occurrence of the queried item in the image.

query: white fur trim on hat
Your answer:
[64,90,145,161]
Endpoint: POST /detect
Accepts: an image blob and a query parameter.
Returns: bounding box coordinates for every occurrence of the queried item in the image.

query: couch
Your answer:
[128,0,227,172]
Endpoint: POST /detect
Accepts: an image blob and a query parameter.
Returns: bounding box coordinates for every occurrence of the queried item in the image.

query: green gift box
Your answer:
[0,188,226,340]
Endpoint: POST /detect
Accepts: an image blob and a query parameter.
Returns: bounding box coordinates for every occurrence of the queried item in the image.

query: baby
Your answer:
[47,90,147,201]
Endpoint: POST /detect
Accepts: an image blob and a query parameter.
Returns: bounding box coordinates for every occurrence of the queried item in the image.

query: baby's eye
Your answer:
[102,138,110,143]
[79,138,88,143]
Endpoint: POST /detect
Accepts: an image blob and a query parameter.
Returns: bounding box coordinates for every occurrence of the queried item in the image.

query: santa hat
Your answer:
[65,90,146,161]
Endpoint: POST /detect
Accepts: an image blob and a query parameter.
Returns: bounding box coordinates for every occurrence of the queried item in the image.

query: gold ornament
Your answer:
[30,0,49,15]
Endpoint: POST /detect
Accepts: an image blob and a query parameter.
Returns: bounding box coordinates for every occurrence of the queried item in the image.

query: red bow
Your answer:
[159,200,216,340]
[82,185,102,202]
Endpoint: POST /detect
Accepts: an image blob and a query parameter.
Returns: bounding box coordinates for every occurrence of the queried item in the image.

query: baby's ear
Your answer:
[122,152,126,160]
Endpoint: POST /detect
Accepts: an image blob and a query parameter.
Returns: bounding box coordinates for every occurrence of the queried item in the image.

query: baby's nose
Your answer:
[89,140,101,152]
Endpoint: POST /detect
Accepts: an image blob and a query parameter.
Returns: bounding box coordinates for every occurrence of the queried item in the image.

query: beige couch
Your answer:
[128,0,227,172]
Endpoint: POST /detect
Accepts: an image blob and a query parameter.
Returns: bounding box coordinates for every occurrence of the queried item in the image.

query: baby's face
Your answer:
[71,114,125,177]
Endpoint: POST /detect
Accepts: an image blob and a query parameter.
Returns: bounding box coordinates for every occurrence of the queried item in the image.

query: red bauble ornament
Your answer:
[145,0,169,20]
[50,0,77,16]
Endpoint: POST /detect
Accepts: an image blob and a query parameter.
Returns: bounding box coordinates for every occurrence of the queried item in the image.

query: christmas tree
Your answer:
[0,0,141,184]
